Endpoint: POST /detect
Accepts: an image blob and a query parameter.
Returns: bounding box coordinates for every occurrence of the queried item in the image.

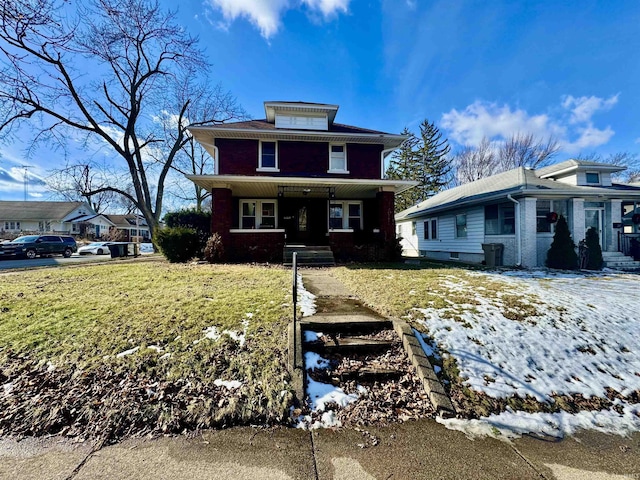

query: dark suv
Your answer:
[0,235,77,259]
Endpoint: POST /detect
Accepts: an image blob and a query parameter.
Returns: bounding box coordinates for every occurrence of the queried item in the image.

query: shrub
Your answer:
[153,227,200,263]
[546,215,578,270]
[584,227,603,270]
[203,233,225,263]
[164,209,211,257]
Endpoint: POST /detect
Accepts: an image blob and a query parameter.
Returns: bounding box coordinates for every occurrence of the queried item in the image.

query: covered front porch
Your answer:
[187,175,416,263]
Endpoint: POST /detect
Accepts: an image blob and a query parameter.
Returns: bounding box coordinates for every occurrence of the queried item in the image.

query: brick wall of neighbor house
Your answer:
[229,232,285,263]
[215,139,383,179]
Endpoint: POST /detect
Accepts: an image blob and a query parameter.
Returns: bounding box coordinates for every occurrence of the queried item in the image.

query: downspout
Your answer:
[212,145,219,175]
[506,194,522,267]
[380,146,397,179]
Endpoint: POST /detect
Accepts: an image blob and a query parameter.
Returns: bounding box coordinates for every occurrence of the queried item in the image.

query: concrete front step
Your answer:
[283,246,335,266]
[327,367,403,382]
[604,262,640,270]
[304,336,395,353]
[299,314,393,334]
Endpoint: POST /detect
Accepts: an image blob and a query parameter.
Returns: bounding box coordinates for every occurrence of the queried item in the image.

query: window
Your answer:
[485,204,514,235]
[329,201,362,230]
[240,200,278,229]
[329,144,347,172]
[585,172,600,184]
[259,141,278,170]
[455,214,467,238]
[411,221,417,236]
[423,219,438,240]
[536,200,568,233]
[4,221,20,231]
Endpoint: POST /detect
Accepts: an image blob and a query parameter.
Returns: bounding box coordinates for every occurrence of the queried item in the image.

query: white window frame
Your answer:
[239,200,278,229]
[455,214,467,238]
[328,200,362,231]
[328,143,349,173]
[258,141,279,172]
[423,218,437,240]
[585,171,601,185]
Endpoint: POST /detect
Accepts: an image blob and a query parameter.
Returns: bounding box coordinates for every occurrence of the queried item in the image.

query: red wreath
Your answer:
[546,211,559,223]
[632,213,640,225]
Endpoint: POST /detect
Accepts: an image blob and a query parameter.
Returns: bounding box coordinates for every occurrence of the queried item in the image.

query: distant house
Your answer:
[396,160,640,269]
[184,100,417,263]
[104,214,150,241]
[0,201,114,238]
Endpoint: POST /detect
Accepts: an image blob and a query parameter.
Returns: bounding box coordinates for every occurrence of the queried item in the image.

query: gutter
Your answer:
[506,194,522,267]
[380,146,398,179]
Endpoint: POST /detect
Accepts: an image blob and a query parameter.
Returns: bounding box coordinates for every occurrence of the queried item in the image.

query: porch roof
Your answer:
[186,175,418,199]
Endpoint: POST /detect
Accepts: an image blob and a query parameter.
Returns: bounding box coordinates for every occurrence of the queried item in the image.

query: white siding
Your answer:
[397,219,419,257]
[415,207,485,256]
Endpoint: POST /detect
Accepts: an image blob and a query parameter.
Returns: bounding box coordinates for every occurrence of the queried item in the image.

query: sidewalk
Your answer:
[2,268,639,480]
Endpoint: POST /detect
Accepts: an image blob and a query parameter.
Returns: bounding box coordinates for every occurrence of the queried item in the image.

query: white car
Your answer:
[77,242,112,255]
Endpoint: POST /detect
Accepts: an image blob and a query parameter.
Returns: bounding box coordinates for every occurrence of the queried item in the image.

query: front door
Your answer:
[585,208,604,246]
[281,199,327,245]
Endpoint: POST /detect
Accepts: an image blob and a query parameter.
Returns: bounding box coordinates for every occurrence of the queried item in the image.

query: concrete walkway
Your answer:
[2,268,639,479]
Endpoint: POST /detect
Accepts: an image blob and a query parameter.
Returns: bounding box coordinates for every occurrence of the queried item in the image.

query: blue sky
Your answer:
[1,0,639,202]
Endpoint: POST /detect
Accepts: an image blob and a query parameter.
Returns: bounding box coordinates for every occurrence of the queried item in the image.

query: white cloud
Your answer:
[441,95,619,155]
[206,0,350,38]
[441,101,560,147]
[562,94,619,124]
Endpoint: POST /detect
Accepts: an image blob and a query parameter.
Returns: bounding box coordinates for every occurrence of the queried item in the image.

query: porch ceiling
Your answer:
[186,175,418,199]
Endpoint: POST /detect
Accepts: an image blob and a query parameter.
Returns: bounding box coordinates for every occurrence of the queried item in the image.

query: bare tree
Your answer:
[47,162,118,212]
[0,0,241,236]
[576,151,640,183]
[454,138,497,185]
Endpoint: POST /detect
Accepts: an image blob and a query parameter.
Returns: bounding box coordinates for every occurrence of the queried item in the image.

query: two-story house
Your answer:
[186,101,417,263]
[396,159,640,268]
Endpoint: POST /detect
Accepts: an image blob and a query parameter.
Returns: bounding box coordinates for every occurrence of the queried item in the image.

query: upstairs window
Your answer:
[585,172,600,184]
[329,144,347,173]
[259,141,278,171]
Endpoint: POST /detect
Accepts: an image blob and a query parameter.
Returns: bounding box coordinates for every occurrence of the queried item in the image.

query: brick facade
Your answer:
[229,231,285,263]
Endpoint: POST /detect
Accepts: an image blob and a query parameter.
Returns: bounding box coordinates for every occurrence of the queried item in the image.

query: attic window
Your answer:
[585,172,600,184]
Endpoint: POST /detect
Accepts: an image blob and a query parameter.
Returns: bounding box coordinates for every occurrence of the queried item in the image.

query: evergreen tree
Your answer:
[584,227,604,270]
[546,215,578,270]
[387,120,452,213]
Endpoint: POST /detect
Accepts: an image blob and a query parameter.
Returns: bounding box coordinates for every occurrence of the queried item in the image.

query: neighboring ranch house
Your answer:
[0,201,114,238]
[103,214,150,242]
[186,101,417,263]
[396,160,640,268]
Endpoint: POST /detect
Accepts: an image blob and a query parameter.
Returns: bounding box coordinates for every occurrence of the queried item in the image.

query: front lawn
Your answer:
[334,263,640,437]
[0,259,293,441]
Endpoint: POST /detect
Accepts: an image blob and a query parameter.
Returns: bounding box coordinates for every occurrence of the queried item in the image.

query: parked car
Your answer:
[0,235,77,259]
[78,242,112,255]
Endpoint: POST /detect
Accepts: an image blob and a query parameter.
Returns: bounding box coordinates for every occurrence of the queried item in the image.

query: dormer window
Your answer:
[329,144,348,173]
[258,141,278,171]
[585,172,600,184]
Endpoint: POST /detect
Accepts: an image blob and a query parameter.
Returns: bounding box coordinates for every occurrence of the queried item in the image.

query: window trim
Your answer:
[423,218,438,240]
[328,143,349,174]
[257,140,279,172]
[484,203,515,235]
[585,171,601,185]
[455,214,467,238]
[328,200,362,231]
[239,199,278,229]
[536,199,568,234]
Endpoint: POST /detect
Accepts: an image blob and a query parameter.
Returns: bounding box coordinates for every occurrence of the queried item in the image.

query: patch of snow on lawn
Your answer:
[194,317,250,347]
[2,382,14,395]
[414,271,640,402]
[116,346,140,358]
[214,379,243,390]
[438,403,640,440]
[297,274,316,317]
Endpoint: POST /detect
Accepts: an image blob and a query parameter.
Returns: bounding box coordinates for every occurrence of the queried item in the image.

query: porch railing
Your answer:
[618,232,640,259]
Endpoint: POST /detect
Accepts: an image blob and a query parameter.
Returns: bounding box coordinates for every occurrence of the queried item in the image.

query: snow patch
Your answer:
[214,379,243,390]
[306,376,359,412]
[304,331,322,342]
[116,346,140,358]
[297,274,316,317]
[305,351,330,370]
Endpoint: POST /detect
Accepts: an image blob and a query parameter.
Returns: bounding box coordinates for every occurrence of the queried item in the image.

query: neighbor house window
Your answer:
[423,218,438,240]
[4,221,20,230]
[485,204,515,235]
[329,201,362,230]
[585,172,600,184]
[329,144,347,172]
[259,141,278,170]
[240,200,277,229]
[455,214,467,238]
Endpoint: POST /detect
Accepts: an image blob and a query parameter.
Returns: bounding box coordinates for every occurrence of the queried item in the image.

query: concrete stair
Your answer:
[602,251,640,270]
[283,245,335,266]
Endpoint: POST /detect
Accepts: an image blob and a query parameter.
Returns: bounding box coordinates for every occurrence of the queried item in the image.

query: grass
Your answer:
[0,259,294,440]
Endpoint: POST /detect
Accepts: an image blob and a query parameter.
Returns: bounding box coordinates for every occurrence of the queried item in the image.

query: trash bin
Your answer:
[482,243,504,267]
[108,243,127,258]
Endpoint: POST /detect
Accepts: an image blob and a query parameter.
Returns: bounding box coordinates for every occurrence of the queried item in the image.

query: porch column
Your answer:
[520,198,538,268]
[609,199,622,252]
[211,187,233,258]
[377,190,395,243]
[571,198,585,244]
